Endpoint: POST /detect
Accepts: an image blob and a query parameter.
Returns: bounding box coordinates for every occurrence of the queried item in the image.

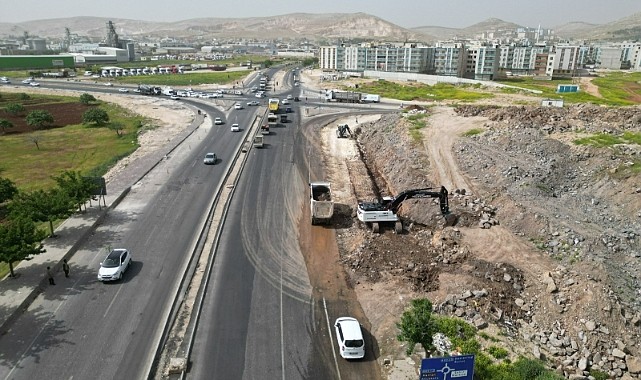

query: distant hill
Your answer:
[1,13,640,44]
[0,13,434,43]
[575,11,641,41]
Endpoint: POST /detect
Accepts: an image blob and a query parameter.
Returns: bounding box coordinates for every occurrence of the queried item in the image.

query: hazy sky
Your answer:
[3,0,641,28]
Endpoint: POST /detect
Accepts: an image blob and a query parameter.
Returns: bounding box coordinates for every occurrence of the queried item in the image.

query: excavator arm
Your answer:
[387,186,450,217]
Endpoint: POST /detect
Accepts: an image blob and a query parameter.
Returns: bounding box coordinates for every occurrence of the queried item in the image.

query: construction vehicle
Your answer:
[357,186,452,233]
[336,124,352,138]
[253,135,264,148]
[310,182,334,225]
[268,98,280,113]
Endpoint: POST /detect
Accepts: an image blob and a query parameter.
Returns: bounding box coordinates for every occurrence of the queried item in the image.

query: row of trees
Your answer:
[0,171,100,277]
[0,93,120,135]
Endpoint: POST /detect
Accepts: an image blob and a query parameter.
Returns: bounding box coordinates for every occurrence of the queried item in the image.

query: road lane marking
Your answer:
[323,297,341,380]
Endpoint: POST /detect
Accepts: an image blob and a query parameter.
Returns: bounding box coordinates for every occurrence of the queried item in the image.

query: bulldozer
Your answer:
[336,124,352,138]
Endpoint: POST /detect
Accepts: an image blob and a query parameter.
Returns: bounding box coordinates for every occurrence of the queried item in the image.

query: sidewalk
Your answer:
[0,111,206,334]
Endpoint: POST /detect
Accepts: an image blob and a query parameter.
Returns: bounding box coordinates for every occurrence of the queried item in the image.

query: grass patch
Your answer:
[487,345,509,359]
[462,128,484,137]
[574,131,641,148]
[498,72,641,105]
[0,103,144,192]
[352,80,493,102]
[405,112,428,142]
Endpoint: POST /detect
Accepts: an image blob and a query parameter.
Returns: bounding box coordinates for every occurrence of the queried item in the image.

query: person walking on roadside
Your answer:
[46,266,55,285]
[62,259,70,278]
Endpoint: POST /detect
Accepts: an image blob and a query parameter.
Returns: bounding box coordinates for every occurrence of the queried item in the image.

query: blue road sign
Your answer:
[420,355,475,380]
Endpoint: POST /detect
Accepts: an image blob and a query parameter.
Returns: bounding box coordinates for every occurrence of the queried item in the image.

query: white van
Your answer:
[84,71,93,76]
[334,317,365,359]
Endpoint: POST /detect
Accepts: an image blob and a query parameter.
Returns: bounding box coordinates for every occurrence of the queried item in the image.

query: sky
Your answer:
[3,0,641,29]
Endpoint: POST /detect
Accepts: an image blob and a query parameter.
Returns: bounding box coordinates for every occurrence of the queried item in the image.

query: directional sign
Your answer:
[420,355,475,380]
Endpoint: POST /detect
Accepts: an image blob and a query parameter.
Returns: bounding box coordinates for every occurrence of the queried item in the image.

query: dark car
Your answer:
[286,107,293,113]
[294,96,300,102]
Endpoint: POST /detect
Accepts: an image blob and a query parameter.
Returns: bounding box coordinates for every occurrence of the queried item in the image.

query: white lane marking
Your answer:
[324,298,341,380]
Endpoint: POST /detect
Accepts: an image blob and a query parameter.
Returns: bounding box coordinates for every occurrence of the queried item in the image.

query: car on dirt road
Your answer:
[334,317,365,359]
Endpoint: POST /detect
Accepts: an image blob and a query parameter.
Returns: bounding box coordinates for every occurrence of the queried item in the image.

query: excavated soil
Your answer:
[314,100,641,379]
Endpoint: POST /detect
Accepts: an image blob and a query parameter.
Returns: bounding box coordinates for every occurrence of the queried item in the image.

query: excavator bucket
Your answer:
[444,213,458,227]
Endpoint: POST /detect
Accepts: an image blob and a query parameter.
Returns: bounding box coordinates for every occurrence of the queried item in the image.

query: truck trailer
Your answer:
[310,182,334,225]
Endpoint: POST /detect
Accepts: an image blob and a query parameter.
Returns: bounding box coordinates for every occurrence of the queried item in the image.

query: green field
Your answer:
[353,80,494,102]
[0,99,145,192]
[113,70,250,87]
[497,72,641,105]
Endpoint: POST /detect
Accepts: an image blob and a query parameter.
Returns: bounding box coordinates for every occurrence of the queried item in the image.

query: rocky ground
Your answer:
[311,82,641,378]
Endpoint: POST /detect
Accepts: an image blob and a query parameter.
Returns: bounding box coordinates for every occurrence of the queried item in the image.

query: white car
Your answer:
[22,78,33,84]
[214,117,223,125]
[29,82,40,87]
[118,88,129,93]
[255,93,265,98]
[281,99,290,105]
[230,123,240,132]
[170,95,180,100]
[334,317,365,359]
[97,248,132,282]
[234,103,243,110]
[247,101,260,106]
[203,152,217,165]
[287,94,293,100]
[104,82,113,87]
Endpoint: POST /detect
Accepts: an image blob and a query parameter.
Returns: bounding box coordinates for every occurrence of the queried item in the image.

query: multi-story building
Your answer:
[430,42,466,77]
[464,45,499,80]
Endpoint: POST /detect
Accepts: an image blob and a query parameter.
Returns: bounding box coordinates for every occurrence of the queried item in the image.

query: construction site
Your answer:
[302,99,641,379]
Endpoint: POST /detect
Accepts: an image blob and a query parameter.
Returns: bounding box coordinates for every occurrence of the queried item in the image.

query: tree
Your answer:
[82,107,109,125]
[0,216,47,277]
[52,170,96,212]
[9,188,76,237]
[18,93,30,101]
[0,118,14,133]
[26,110,54,129]
[107,122,125,136]
[396,298,438,355]
[79,93,96,105]
[0,177,18,204]
[5,103,25,116]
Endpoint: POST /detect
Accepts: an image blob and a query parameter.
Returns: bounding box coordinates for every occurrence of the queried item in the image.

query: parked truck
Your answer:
[310,182,334,225]
[325,90,380,103]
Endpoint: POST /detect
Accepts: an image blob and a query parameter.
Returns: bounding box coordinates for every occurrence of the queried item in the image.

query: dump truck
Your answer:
[310,182,334,225]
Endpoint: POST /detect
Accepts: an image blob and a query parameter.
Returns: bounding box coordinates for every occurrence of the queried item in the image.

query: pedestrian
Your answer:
[46,266,55,285]
[62,259,70,278]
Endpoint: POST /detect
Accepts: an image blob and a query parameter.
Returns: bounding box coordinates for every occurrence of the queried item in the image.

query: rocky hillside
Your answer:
[0,13,432,42]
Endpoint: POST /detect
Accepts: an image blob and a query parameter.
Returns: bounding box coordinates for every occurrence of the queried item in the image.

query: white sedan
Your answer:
[230,123,240,132]
[118,88,129,93]
[29,82,41,87]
